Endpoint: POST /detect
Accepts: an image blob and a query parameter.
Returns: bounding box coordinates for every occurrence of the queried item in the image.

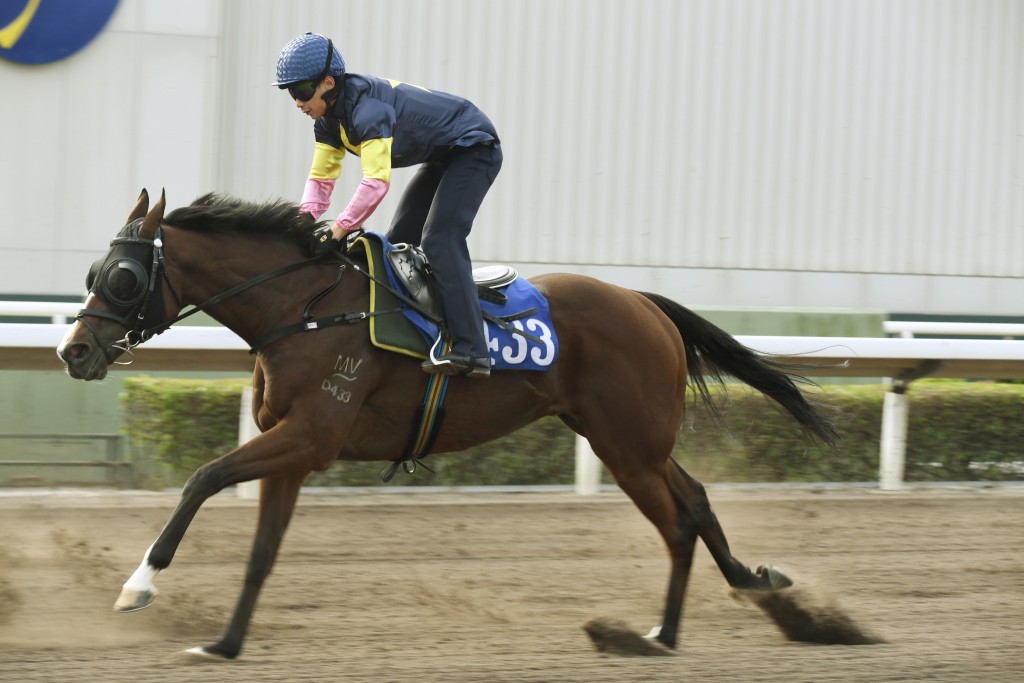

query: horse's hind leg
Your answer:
[604,454,786,651]
[187,471,307,659]
[601,457,701,651]
[667,461,792,592]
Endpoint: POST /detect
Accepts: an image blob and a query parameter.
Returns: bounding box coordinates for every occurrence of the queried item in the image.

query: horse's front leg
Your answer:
[190,470,307,659]
[113,482,217,612]
[113,421,332,613]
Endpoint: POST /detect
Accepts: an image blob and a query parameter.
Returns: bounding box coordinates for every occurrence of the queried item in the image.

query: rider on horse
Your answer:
[274,32,502,379]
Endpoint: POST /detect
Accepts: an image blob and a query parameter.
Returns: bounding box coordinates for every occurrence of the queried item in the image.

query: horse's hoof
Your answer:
[178,639,242,661]
[756,564,794,590]
[163,647,237,664]
[113,587,156,612]
[584,618,674,657]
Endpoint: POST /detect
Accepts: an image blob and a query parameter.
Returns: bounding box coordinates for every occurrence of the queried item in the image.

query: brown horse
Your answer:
[57,189,838,659]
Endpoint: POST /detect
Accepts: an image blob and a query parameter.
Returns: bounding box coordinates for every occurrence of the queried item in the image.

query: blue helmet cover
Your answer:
[273,32,345,86]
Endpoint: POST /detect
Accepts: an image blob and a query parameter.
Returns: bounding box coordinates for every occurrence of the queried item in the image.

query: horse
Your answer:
[57,189,839,660]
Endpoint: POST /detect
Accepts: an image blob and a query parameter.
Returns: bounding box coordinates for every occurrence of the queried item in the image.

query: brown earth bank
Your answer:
[0,485,1022,682]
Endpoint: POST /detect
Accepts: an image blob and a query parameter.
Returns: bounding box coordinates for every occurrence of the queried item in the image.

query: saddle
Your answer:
[386,243,518,314]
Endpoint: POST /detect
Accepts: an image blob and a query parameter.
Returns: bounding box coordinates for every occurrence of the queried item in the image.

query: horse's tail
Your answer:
[639,291,840,448]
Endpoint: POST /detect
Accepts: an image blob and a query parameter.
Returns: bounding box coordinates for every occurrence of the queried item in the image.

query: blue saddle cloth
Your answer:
[363,232,559,373]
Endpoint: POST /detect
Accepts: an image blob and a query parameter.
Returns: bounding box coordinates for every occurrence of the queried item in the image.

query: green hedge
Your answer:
[120,377,1024,488]
[121,378,250,489]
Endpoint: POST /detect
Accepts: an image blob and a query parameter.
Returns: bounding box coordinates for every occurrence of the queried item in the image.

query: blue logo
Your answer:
[0,0,119,65]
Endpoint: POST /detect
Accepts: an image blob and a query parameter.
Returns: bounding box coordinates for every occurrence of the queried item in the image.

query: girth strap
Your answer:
[380,363,452,483]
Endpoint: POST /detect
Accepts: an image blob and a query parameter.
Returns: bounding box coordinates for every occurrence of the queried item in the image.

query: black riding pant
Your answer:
[386,143,502,358]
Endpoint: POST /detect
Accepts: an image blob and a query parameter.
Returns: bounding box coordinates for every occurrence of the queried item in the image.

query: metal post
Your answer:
[236,386,261,499]
[574,434,602,495]
[879,387,908,490]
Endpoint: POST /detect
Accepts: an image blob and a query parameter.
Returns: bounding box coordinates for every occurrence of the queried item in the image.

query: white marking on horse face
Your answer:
[56,329,74,357]
[56,294,98,356]
[57,320,84,357]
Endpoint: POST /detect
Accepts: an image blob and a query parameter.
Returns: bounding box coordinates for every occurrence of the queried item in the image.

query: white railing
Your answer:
[0,300,81,325]
[884,321,1024,339]
[4,304,1024,493]
[573,329,1024,493]
[0,322,253,373]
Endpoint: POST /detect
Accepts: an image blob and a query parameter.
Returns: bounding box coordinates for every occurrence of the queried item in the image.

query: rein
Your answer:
[83,225,537,361]
[248,247,444,352]
[251,248,544,350]
[150,254,332,338]
[84,224,439,356]
[79,223,336,360]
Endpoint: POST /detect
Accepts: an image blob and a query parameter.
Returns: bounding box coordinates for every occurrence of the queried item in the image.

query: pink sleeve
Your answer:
[334,178,390,232]
[299,178,336,219]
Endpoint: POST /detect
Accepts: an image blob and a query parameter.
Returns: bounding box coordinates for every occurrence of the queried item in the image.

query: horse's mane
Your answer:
[164,193,319,244]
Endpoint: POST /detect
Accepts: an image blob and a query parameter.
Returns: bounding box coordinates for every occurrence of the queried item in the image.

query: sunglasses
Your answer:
[285,38,335,103]
[287,80,320,102]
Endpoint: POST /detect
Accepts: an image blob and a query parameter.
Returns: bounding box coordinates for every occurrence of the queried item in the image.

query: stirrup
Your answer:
[422,337,491,378]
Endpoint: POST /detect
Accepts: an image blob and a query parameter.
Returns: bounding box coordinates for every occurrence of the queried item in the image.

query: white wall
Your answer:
[0,0,223,297]
[1,0,1022,314]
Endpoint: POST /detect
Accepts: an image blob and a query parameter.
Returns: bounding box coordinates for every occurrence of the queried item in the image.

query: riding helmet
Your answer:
[272,32,345,87]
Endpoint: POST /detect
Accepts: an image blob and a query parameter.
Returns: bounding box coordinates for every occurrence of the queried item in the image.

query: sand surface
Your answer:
[1,485,1021,682]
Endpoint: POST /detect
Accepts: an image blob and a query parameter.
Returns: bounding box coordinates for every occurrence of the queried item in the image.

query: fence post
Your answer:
[236,386,261,499]
[108,434,130,488]
[879,388,908,490]
[575,434,602,495]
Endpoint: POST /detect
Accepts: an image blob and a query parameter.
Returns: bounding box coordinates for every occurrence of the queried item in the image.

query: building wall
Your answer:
[1,0,1022,313]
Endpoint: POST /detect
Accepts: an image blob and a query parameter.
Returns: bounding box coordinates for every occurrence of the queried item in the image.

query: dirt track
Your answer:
[1,485,1022,682]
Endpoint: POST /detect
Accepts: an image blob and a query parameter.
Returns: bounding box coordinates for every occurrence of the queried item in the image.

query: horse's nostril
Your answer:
[64,343,89,360]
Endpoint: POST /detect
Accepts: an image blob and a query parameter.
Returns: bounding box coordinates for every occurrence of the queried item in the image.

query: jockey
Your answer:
[273,32,502,379]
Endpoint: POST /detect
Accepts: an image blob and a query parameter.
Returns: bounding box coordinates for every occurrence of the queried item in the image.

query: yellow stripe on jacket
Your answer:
[309,142,344,180]
[308,135,392,183]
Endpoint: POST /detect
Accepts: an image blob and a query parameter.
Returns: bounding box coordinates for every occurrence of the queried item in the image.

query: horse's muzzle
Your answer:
[57,340,110,381]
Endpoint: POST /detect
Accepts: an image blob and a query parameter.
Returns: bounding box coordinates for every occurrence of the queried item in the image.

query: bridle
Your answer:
[77,219,183,364]
[77,222,461,366]
[76,219,330,365]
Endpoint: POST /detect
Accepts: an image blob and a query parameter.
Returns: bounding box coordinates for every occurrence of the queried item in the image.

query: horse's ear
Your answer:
[126,188,149,224]
[140,188,166,238]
